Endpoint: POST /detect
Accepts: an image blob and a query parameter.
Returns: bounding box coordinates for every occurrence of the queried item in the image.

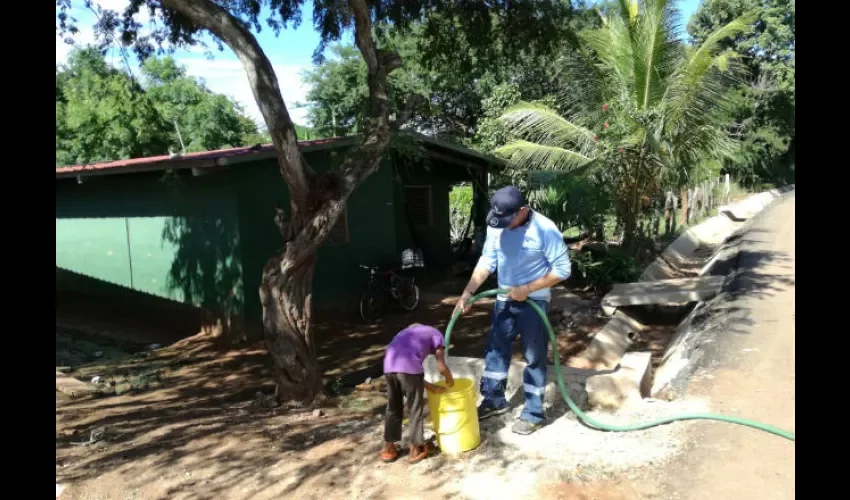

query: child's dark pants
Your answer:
[384,373,426,445]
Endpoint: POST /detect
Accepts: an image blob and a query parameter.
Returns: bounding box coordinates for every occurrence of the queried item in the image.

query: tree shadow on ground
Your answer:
[56,335,386,498]
[55,331,573,499]
[313,297,495,384]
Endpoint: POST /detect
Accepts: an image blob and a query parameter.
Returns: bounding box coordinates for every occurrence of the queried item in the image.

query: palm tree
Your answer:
[494,0,752,247]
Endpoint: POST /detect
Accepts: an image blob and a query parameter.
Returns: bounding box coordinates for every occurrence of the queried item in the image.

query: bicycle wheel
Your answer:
[359,284,382,322]
[395,278,420,311]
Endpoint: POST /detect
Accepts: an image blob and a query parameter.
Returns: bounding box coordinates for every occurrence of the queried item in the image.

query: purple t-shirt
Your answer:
[383,324,445,375]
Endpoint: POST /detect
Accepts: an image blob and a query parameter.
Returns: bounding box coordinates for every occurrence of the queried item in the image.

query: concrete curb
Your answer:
[579,186,793,405]
[649,187,794,399]
[640,186,791,282]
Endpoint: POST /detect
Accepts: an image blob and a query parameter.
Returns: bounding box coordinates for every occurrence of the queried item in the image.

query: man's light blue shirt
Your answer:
[476,211,572,302]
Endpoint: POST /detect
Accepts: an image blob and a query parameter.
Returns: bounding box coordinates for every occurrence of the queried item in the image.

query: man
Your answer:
[454,185,571,435]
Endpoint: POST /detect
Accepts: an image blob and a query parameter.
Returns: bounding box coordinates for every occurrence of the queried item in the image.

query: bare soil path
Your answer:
[649,192,796,499]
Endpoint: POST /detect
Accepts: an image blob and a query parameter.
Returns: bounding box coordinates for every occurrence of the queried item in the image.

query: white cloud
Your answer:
[56,30,94,65]
[178,58,311,126]
[99,0,152,24]
[56,2,93,64]
[57,0,314,126]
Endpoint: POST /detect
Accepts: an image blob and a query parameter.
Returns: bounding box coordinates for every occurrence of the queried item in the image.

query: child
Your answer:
[381,323,454,464]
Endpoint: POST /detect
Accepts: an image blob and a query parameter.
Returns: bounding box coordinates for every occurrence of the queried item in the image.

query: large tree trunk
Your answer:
[163,0,400,404]
[260,250,321,402]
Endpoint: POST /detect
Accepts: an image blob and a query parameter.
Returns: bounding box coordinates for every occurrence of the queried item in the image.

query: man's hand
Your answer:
[425,382,446,394]
[453,290,473,316]
[455,267,490,316]
[507,284,531,302]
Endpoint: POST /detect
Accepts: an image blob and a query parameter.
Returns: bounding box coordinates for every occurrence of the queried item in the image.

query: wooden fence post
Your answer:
[653,197,662,238]
[688,187,697,224]
[671,194,678,234]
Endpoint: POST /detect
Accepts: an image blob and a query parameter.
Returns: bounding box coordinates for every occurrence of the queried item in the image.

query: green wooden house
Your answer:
[56,134,496,336]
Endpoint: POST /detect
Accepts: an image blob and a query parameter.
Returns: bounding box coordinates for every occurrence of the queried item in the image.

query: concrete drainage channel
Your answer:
[425,185,794,418]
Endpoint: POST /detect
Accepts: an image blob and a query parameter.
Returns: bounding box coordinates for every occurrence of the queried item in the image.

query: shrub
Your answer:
[526,173,611,237]
[571,250,640,289]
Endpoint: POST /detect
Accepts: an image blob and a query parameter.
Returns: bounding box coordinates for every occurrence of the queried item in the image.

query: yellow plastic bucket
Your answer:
[426,378,480,453]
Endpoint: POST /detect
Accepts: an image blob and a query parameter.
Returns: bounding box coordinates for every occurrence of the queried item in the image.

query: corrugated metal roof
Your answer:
[56,137,349,178]
[55,132,499,180]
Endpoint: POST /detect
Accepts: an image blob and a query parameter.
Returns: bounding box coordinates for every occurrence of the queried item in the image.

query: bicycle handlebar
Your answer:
[359,264,409,275]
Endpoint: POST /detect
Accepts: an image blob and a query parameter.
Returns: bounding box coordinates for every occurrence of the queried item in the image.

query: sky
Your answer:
[56,0,702,128]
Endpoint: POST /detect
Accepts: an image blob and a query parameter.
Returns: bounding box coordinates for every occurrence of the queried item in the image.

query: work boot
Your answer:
[511,419,543,435]
[477,403,510,420]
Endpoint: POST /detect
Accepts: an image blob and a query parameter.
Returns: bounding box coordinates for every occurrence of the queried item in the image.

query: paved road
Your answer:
[655,191,796,499]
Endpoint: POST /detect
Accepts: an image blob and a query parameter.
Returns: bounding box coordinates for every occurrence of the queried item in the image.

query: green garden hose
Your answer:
[444,288,795,442]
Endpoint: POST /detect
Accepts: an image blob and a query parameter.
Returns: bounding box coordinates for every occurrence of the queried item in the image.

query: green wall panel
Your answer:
[126,217,184,302]
[56,171,245,322]
[57,148,488,328]
[56,217,132,288]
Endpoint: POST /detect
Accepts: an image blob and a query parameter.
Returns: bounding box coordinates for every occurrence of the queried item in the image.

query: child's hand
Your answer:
[425,382,446,394]
[444,371,455,387]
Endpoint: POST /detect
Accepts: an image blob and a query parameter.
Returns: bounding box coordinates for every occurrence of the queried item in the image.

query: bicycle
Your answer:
[358,264,420,322]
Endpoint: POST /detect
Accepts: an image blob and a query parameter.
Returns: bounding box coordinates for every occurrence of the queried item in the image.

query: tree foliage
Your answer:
[141,57,262,152]
[57,0,576,404]
[56,47,264,167]
[57,0,574,68]
[688,0,795,187]
[56,47,171,167]
[495,0,752,246]
[303,3,593,142]
[302,44,369,137]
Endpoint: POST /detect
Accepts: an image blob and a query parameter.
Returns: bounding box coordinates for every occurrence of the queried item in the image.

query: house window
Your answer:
[405,185,433,227]
[327,207,350,245]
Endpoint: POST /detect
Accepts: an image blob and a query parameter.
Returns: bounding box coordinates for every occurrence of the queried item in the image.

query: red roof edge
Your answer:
[56,136,353,177]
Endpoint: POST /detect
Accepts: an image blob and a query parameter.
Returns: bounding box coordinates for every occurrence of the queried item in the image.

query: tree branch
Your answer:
[335,0,401,191]
[275,0,403,269]
[162,0,401,271]
[161,0,313,208]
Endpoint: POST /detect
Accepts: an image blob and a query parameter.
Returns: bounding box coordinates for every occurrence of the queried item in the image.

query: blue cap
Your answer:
[486,186,524,228]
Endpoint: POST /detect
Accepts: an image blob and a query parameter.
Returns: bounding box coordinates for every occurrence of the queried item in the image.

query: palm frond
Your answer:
[498,103,597,156]
[664,15,752,129]
[686,13,755,76]
[632,0,683,109]
[494,140,596,173]
[665,54,746,139]
[582,16,635,102]
[615,0,640,28]
[552,38,611,118]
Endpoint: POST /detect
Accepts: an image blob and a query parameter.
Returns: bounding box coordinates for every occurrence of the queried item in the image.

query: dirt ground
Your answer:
[55,333,654,500]
[54,273,708,500]
[57,282,659,500]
